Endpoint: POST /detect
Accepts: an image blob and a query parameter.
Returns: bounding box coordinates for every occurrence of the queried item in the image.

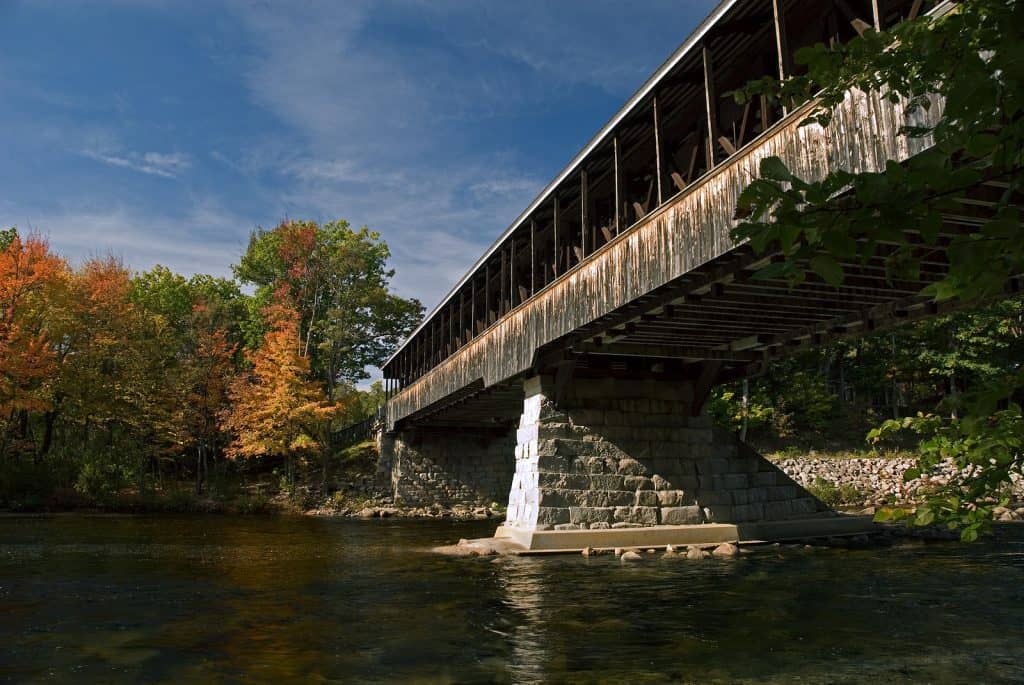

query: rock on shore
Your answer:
[307,500,502,521]
[772,455,1024,509]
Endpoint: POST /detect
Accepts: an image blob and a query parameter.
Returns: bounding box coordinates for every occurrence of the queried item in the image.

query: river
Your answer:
[1,515,1022,684]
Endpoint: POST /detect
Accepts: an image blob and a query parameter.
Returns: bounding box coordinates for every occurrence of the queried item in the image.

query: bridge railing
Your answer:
[333,408,384,447]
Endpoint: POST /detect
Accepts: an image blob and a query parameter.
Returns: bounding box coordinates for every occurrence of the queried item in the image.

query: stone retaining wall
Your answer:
[772,456,1024,505]
[378,427,515,509]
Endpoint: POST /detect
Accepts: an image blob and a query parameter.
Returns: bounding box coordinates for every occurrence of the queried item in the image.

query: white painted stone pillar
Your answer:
[503,375,548,530]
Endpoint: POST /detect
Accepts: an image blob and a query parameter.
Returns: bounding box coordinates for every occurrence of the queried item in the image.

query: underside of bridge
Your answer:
[373,0,1018,544]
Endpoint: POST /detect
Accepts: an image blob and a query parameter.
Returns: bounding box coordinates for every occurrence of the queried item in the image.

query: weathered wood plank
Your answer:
[386,89,944,428]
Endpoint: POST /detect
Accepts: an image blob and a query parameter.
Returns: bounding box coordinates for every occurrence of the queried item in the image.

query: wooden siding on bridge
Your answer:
[387,89,943,429]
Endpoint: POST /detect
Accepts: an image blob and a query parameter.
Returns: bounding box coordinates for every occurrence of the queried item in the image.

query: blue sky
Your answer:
[1,0,717,308]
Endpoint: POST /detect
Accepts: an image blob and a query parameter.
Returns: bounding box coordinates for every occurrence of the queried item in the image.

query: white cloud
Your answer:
[4,198,254,279]
[82,148,192,178]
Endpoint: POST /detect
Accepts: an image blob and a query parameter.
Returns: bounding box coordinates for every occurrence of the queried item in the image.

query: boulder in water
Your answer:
[712,542,739,557]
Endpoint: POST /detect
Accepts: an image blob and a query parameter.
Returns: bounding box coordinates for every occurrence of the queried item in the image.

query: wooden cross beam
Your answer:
[574,342,759,362]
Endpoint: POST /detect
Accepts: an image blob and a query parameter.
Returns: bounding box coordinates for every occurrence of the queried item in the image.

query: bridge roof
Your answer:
[383,0,740,368]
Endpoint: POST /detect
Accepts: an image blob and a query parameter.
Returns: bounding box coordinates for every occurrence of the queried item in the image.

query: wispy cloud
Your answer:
[220,2,554,305]
[82,148,192,178]
[4,197,254,278]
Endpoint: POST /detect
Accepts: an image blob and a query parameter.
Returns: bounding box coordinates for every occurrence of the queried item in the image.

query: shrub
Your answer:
[708,387,772,435]
[807,476,862,506]
[74,460,126,503]
[163,489,199,513]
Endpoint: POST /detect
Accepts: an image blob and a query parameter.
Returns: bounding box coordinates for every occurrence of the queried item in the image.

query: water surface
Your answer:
[2,515,1022,683]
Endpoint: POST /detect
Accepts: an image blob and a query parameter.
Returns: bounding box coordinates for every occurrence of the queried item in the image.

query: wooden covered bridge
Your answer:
[373,0,985,547]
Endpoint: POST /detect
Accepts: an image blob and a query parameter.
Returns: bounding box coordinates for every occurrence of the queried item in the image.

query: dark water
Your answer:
[1,516,1022,684]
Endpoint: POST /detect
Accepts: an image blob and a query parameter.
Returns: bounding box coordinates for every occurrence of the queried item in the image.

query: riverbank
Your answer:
[5,440,1023,523]
[304,446,1024,524]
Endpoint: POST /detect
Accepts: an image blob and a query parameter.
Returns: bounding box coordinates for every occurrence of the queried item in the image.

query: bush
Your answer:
[74,460,127,503]
[163,489,200,513]
[807,476,862,507]
[708,387,772,435]
[772,372,837,436]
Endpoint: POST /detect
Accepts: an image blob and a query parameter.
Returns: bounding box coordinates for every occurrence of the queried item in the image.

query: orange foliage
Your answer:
[0,234,66,418]
[277,220,317,285]
[221,304,338,460]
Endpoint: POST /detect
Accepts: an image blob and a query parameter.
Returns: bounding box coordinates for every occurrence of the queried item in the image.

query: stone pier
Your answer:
[501,375,824,533]
[377,427,514,509]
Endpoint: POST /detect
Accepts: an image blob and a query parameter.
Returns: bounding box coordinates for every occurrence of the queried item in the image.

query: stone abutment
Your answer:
[377,427,514,509]
[503,375,825,531]
[379,375,827,527]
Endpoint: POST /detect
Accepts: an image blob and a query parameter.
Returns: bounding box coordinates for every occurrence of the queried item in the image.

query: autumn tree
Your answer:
[178,304,237,494]
[28,257,191,498]
[0,230,66,460]
[235,220,422,394]
[221,303,340,487]
[127,265,248,490]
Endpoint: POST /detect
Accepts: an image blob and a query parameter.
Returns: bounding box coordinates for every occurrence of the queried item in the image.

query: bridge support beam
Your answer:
[501,374,824,533]
[377,427,515,510]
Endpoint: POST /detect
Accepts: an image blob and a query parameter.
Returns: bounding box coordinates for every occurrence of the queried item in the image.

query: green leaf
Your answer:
[821,231,858,259]
[810,254,844,286]
[759,156,793,182]
[914,507,935,527]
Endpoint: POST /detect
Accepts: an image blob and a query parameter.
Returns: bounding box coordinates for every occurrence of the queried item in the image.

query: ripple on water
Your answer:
[1,516,1022,684]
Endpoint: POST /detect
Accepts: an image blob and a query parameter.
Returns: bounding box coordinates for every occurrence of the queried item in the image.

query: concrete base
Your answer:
[492,515,877,553]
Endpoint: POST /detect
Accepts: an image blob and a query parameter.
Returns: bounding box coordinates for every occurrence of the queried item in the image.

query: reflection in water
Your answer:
[493,558,551,684]
[1,516,1023,684]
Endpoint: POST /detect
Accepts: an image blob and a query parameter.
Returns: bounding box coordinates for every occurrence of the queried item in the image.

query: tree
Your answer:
[50,258,183,484]
[235,220,422,393]
[178,304,237,494]
[221,303,339,487]
[0,231,66,459]
[132,266,247,348]
[732,0,1024,539]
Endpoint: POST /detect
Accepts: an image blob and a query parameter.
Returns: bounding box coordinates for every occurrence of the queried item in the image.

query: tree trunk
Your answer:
[739,378,749,442]
[890,333,900,420]
[195,447,203,495]
[0,426,9,466]
[39,410,56,456]
[838,359,847,403]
